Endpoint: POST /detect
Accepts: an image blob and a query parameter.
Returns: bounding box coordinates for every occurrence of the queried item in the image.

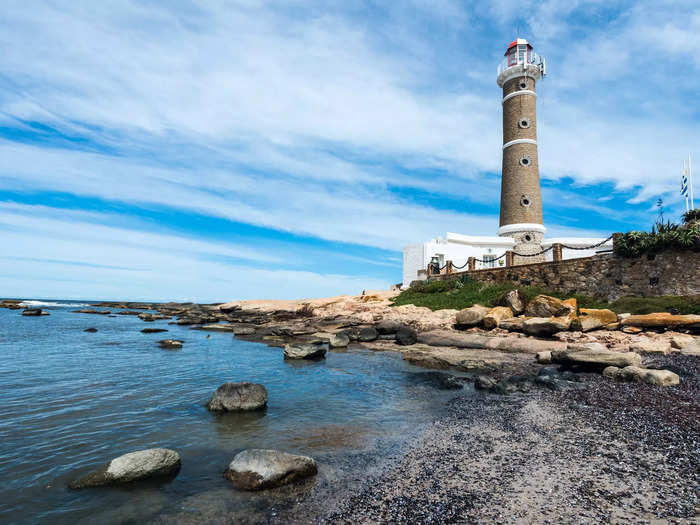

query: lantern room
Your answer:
[505,38,532,67]
[497,37,546,87]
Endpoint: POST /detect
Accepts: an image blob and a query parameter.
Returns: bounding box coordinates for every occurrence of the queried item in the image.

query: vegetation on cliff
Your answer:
[616,212,700,258]
[391,278,700,315]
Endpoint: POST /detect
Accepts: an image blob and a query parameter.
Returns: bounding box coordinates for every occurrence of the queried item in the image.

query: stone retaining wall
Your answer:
[431,250,700,301]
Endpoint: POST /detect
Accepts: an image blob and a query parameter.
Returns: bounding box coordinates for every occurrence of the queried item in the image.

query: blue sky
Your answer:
[0,0,697,301]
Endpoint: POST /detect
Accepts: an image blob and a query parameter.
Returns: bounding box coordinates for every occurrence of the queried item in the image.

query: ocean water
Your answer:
[0,301,465,524]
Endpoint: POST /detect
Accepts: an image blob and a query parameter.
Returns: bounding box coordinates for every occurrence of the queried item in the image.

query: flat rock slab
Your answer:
[196,324,235,332]
[69,448,180,488]
[158,339,183,349]
[417,330,566,354]
[224,449,317,490]
[207,382,268,412]
[603,365,680,386]
[621,313,700,330]
[283,342,328,359]
[401,343,532,372]
[553,348,642,369]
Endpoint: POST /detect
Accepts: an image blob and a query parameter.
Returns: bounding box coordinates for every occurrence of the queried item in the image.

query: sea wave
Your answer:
[19,300,92,308]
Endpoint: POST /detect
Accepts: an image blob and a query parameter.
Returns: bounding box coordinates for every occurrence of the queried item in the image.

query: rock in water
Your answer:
[224,449,317,490]
[455,305,490,328]
[357,327,378,342]
[501,290,525,315]
[69,448,180,488]
[482,306,514,330]
[84,328,98,333]
[525,295,574,318]
[206,382,268,412]
[22,308,43,316]
[158,339,183,349]
[141,328,168,334]
[283,342,328,359]
[329,332,350,348]
[395,327,417,346]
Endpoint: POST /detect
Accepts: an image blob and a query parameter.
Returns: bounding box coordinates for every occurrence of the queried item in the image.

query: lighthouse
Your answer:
[497,38,547,264]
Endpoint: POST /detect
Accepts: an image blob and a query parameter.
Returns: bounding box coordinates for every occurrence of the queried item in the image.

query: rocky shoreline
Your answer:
[5,292,699,522]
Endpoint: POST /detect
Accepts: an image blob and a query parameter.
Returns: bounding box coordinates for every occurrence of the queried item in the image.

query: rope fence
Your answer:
[428,235,615,274]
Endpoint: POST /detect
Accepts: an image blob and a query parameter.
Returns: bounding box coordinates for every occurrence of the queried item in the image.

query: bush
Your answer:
[616,219,700,258]
[392,282,699,315]
[683,208,700,224]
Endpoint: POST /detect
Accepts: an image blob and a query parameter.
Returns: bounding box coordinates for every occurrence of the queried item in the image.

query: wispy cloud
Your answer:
[0,1,696,299]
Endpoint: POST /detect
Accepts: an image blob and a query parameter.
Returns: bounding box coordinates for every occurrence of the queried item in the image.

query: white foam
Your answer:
[19,300,92,308]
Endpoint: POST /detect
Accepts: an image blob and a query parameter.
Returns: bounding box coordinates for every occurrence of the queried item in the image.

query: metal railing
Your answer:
[497,51,545,76]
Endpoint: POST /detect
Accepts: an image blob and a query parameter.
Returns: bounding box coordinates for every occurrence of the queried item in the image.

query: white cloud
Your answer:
[0,0,697,300]
[0,203,389,301]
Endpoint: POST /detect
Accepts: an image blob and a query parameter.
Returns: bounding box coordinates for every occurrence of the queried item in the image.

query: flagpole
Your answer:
[690,153,695,210]
[684,160,689,212]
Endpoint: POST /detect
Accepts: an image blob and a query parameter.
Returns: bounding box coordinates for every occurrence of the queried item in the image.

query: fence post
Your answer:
[505,250,514,267]
[552,243,563,262]
[467,257,475,271]
[612,232,623,256]
[446,260,453,274]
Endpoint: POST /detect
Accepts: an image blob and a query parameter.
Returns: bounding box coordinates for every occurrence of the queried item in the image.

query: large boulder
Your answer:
[455,305,490,328]
[482,306,514,330]
[395,327,418,346]
[375,320,403,335]
[329,332,350,348]
[571,308,618,332]
[603,365,680,386]
[523,316,572,337]
[206,382,268,412]
[224,449,317,490]
[69,448,181,488]
[283,342,327,359]
[552,347,642,369]
[620,313,700,331]
[525,295,574,318]
[22,308,44,316]
[357,327,378,342]
[501,290,525,315]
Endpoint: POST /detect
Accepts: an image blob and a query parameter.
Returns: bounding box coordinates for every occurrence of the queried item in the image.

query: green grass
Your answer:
[391,278,700,315]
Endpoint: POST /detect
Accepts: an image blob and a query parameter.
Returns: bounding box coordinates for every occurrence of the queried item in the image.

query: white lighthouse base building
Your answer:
[402,232,612,288]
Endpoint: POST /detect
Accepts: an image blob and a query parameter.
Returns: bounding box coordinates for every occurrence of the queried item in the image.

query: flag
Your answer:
[681,168,688,197]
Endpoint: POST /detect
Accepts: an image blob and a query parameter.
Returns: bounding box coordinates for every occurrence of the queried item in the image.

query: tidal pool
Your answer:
[0,302,467,523]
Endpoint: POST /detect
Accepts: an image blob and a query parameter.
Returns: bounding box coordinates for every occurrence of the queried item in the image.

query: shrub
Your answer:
[617,219,700,257]
[683,208,700,225]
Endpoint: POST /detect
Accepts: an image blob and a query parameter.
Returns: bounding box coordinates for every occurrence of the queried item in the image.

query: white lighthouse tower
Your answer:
[497,38,547,263]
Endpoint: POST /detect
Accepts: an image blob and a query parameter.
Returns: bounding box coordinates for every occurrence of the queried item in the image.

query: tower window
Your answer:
[524,234,533,242]
[520,195,532,207]
[518,118,531,129]
[519,155,531,167]
[518,79,528,89]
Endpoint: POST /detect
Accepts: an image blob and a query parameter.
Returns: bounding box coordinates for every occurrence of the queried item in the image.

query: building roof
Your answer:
[505,38,532,55]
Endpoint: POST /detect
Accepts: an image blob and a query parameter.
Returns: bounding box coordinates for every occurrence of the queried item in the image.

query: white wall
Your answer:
[401,234,613,286]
